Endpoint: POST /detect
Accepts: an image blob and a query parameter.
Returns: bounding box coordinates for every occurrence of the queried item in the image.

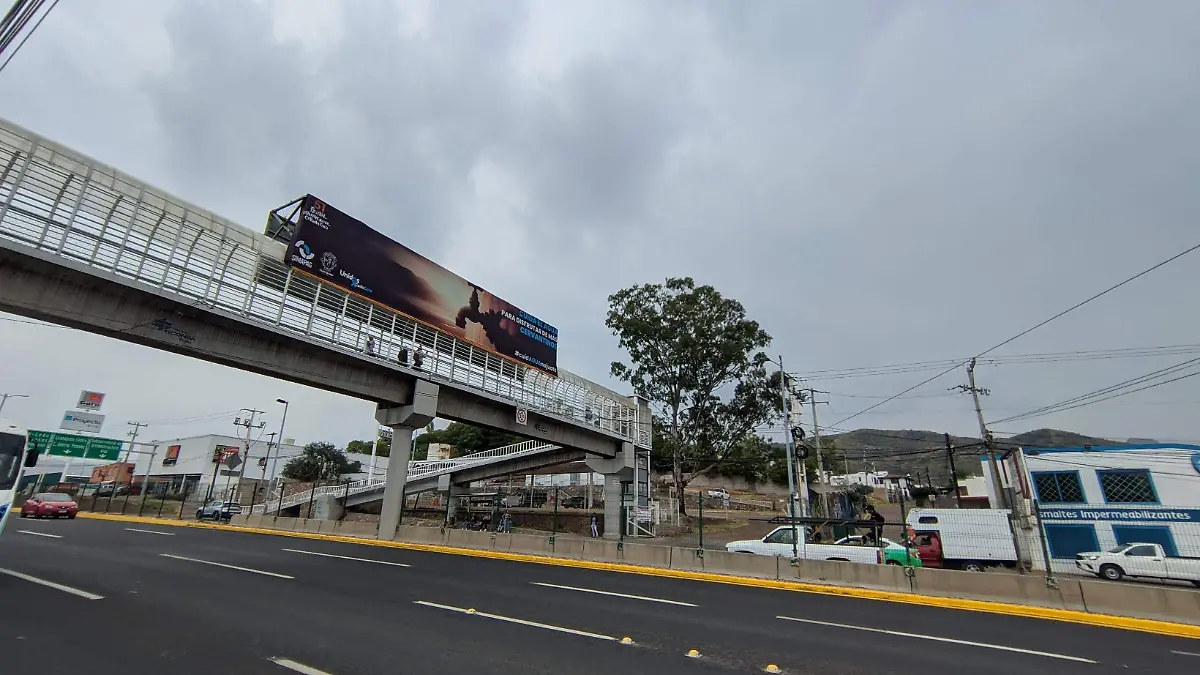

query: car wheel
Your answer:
[1099,564,1124,581]
[960,561,985,572]
[1190,580,1200,588]
[19,511,27,518]
[68,514,76,519]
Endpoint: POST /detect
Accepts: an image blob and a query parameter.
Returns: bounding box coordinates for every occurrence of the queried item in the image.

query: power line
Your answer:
[0,0,59,75]
[830,239,1200,428]
[993,365,1200,425]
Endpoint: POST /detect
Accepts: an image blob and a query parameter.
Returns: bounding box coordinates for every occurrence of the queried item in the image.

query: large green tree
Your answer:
[281,442,363,481]
[607,277,782,514]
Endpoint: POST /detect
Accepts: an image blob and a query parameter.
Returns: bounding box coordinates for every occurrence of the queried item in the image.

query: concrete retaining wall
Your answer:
[224,518,1200,625]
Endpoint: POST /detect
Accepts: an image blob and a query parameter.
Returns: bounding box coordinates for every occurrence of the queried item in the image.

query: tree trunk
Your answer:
[674,449,687,515]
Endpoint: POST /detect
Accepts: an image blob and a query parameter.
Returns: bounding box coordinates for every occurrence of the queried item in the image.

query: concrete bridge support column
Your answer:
[587,441,635,541]
[436,474,469,526]
[376,379,439,540]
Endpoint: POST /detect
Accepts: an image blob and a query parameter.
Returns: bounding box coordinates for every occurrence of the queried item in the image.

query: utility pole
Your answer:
[233,409,266,504]
[116,422,147,507]
[944,433,962,508]
[779,356,798,523]
[807,388,831,516]
[0,392,29,415]
[954,359,1007,509]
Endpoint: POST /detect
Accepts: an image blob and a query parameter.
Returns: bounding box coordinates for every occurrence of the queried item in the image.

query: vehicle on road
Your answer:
[707,488,730,499]
[833,535,922,566]
[0,419,40,539]
[726,526,884,564]
[1075,542,1200,586]
[906,508,1019,571]
[196,500,243,522]
[20,492,78,519]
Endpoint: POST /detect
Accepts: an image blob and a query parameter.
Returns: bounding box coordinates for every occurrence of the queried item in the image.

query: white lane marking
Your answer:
[125,528,175,536]
[1173,650,1200,657]
[0,567,104,600]
[269,656,336,674]
[159,554,294,579]
[777,616,1096,664]
[282,548,410,567]
[17,530,62,539]
[532,581,697,607]
[415,600,616,641]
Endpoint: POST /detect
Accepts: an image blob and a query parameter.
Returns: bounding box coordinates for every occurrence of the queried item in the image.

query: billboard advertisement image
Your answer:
[284,194,559,375]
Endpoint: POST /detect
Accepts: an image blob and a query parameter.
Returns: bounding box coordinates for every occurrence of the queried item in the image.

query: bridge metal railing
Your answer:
[253,438,560,514]
[0,117,650,448]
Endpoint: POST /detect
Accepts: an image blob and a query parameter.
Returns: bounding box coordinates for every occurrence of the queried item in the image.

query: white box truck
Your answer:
[906,508,1018,572]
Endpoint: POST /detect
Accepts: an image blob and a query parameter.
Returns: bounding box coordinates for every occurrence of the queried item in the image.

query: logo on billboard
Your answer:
[60,411,105,433]
[290,240,315,269]
[339,269,373,294]
[163,444,181,466]
[303,200,330,230]
[320,251,338,275]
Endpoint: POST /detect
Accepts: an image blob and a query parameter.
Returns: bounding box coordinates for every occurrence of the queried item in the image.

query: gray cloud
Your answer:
[2,0,1200,449]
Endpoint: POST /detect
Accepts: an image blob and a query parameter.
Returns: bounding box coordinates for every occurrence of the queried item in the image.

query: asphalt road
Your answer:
[1,518,1198,675]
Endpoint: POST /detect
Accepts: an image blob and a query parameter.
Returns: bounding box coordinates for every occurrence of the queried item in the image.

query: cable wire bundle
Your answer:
[0,0,60,75]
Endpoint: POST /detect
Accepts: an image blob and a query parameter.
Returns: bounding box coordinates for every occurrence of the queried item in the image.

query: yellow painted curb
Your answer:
[77,512,1200,639]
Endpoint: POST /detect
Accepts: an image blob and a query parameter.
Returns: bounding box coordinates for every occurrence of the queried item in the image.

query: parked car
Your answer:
[833,535,922,567]
[21,492,78,519]
[196,501,243,522]
[93,482,131,497]
[726,526,884,564]
[906,508,1019,572]
[1075,543,1200,586]
[707,488,730,499]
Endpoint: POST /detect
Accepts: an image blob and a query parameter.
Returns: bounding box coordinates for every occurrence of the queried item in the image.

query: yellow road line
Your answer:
[76,512,1200,639]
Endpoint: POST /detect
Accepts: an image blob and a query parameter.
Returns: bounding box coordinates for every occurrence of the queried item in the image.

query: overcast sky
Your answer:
[2,0,1199,450]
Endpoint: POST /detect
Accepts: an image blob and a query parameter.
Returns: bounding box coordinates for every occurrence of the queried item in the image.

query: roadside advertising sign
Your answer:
[60,410,105,433]
[76,390,106,411]
[283,194,559,376]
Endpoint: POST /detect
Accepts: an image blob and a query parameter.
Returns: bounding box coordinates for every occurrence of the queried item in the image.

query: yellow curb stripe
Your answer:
[77,512,1200,639]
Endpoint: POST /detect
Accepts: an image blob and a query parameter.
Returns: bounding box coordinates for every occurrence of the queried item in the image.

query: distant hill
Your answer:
[821,427,1123,486]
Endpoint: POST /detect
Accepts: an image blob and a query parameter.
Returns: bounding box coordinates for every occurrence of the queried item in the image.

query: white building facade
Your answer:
[983,443,1200,574]
[129,434,305,495]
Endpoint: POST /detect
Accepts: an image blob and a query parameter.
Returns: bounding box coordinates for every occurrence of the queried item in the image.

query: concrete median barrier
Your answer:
[580,539,623,562]
[508,532,555,556]
[270,517,300,532]
[445,529,496,551]
[910,567,1087,611]
[552,537,586,559]
[1078,579,1200,625]
[333,521,377,538]
[395,525,447,546]
[702,550,780,580]
[621,542,672,568]
[671,547,706,572]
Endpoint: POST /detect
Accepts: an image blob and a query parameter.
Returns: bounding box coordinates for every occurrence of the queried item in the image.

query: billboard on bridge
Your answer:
[283,194,559,376]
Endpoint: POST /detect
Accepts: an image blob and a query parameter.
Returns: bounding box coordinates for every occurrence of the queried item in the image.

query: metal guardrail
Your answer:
[253,439,560,514]
[0,117,650,448]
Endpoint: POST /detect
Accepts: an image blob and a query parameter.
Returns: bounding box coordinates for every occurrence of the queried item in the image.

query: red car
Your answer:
[21,492,79,519]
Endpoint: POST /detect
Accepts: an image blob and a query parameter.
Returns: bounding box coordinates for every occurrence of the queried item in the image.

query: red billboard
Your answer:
[283,195,559,375]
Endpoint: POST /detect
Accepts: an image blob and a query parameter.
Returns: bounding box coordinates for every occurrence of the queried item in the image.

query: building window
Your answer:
[1043,524,1099,559]
[1032,471,1086,503]
[1098,469,1158,504]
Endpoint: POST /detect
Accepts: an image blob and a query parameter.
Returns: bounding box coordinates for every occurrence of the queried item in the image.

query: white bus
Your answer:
[0,418,39,538]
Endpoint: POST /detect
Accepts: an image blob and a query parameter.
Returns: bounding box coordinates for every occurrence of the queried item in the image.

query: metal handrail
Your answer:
[0,117,651,450]
[252,439,560,514]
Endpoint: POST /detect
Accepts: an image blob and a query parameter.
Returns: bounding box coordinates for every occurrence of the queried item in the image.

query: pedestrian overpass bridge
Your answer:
[253,438,585,515]
[0,116,647,538]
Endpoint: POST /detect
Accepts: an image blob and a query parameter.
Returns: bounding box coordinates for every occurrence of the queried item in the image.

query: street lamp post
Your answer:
[0,393,29,415]
[269,399,289,486]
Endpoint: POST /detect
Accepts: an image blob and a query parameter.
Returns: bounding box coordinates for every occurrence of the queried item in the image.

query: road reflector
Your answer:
[465,608,477,614]
[620,637,634,645]
[686,649,701,658]
[764,665,783,673]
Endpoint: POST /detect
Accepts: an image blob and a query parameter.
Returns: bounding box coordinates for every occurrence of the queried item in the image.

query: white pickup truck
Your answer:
[1075,543,1200,587]
[725,526,884,565]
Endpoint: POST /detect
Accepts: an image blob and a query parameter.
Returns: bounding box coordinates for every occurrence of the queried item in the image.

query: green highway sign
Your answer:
[27,430,124,462]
